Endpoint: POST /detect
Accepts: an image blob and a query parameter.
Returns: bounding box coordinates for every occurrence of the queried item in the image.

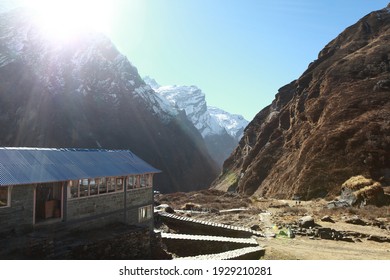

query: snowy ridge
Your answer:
[208,106,249,140]
[144,77,249,141]
[154,84,224,137]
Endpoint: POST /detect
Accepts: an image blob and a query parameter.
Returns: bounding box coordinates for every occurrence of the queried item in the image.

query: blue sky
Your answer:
[4,0,390,120]
[108,0,389,120]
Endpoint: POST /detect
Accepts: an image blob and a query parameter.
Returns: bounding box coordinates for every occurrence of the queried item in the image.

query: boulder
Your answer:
[344,216,368,226]
[164,206,175,214]
[367,235,390,243]
[321,215,335,223]
[317,228,334,240]
[250,225,260,231]
[181,203,202,211]
[341,176,386,207]
[341,175,376,191]
[327,200,350,209]
[155,204,175,213]
[298,216,315,228]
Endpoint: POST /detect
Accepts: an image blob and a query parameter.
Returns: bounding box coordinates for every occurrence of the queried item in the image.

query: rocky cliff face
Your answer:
[212,5,390,199]
[144,77,249,167]
[0,8,218,193]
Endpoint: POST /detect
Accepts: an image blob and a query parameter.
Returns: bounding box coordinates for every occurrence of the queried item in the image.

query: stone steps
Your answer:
[160,232,262,258]
[158,212,264,237]
[177,246,265,260]
[157,213,264,259]
[161,232,258,245]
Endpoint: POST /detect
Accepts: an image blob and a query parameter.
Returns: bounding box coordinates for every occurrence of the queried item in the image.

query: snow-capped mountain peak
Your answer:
[144,77,249,166]
[143,76,161,90]
[144,77,249,140]
[208,106,249,140]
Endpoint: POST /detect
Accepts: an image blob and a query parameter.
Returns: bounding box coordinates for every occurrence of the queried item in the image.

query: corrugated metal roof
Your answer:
[0,147,161,186]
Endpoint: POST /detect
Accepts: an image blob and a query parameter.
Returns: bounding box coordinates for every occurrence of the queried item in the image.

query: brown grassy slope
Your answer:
[211,5,390,199]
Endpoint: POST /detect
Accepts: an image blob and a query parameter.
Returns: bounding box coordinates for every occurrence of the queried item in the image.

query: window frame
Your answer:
[68,176,125,200]
[68,173,153,200]
[0,186,11,208]
[127,174,153,190]
[140,174,147,188]
[127,175,135,190]
[138,205,153,222]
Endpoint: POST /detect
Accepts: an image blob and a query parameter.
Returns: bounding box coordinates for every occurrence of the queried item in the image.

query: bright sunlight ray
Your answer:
[24,0,115,42]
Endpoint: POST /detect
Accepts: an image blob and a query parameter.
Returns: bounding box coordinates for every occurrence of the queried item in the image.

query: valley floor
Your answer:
[155,190,390,260]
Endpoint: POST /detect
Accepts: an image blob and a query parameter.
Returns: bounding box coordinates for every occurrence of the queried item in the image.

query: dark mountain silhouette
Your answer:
[0,8,218,193]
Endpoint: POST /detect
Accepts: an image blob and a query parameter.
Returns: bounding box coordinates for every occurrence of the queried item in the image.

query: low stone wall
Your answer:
[178,246,265,260]
[65,226,151,259]
[1,223,152,260]
[158,212,263,238]
[161,232,259,257]
[156,212,264,260]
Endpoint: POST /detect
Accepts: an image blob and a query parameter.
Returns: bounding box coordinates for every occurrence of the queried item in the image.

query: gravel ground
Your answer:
[156,191,390,260]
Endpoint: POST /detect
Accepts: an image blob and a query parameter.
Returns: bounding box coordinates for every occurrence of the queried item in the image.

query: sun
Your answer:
[24,0,115,42]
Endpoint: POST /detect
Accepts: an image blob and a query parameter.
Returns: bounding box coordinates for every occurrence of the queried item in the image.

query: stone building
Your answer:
[0,147,160,234]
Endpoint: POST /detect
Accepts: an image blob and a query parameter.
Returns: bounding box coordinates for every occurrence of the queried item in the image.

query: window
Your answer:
[97,178,107,194]
[68,177,124,199]
[135,175,140,188]
[127,174,153,190]
[79,179,89,197]
[0,186,10,208]
[147,174,153,187]
[140,174,153,188]
[127,174,153,189]
[69,180,79,198]
[116,178,123,192]
[138,205,153,222]
[140,175,147,188]
[89,179,98,196]
[107,177,116,193]
[127,175,135,189]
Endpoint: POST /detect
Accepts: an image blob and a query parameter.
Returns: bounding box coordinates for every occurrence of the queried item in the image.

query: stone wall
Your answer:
[66,187,153,229]
[5,224,152,259]
[158,212,262,238]
[0,185,34,235]
[161,233,259,257]
[65,226,152,260]
[156,214,265,260]
[0,186,154,235]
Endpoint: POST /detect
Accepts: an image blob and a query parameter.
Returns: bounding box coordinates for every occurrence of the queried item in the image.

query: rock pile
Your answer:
[278,215,390,243]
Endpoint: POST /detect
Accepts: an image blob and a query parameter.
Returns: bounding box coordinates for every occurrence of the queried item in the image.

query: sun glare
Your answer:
[24,0,115,42]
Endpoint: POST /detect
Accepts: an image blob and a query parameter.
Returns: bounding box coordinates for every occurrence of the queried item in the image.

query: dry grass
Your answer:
[342,175,376,191]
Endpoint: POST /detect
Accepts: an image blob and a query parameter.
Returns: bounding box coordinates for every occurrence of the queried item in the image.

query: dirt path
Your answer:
[260,236,390,260]
[259,211,275,238]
